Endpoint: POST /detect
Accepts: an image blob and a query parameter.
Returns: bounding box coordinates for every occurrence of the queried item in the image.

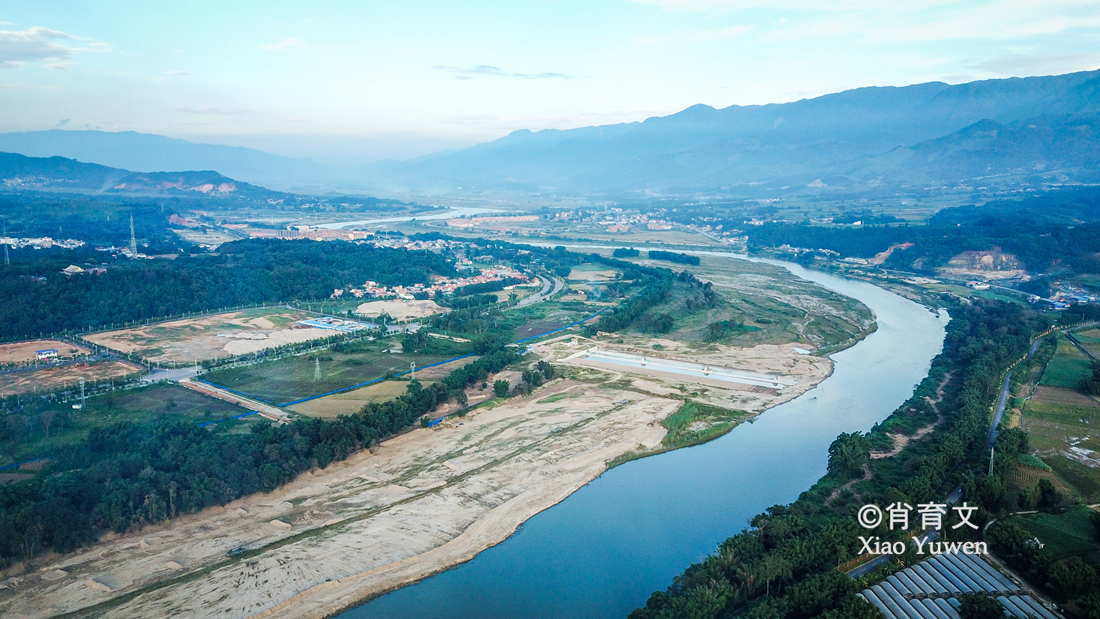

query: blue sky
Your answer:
[1,0,1099,164]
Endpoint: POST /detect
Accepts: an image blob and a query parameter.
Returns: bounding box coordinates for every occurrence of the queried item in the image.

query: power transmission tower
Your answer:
[314,357,322,382]
[80,376,86,409]
[129,214,137,254]
[410,362,416,381]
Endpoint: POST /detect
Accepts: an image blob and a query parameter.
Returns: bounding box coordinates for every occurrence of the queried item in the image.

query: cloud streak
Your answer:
[433,64,573,80]
[0,27,75,69]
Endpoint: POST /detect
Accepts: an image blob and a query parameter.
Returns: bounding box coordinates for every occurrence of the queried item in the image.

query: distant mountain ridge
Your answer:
[359,69,1100,195]
[0,130,327,189]
[0,151,282,199]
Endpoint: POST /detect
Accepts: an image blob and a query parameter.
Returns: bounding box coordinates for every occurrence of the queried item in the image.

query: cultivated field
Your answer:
[0,340,89,365]
[1040,339,1094,389]
[1073,328,1100,358]
[288,357,477,418]
[203,338,472,406]
[0,360,142,398]
[84,308,337,365]
[1021,378,1100,501]
[354,299,449,321]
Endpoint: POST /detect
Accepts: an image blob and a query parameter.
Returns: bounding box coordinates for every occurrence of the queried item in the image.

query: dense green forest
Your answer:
[648,250,701,266]
[630,299,1045,619]
[0,347,521,564]
[0,239,454,340]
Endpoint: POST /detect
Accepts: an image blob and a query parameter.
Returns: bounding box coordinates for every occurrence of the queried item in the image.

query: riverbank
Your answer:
[0,335,831,619]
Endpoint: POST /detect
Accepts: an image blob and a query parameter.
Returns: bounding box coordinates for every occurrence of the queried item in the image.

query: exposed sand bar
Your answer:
[1,344,829,619]
[0,382,678,619]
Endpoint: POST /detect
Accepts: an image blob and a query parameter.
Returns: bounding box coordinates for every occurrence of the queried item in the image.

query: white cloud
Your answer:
[433,64,573,80]
[165,70,194,77]
[0,27,75,69]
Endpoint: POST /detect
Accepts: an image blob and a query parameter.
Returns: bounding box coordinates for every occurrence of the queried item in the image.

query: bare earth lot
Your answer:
[0,340,89,365]
[84,309,332,364]
[0,361,142,397]
[354,299,449,321]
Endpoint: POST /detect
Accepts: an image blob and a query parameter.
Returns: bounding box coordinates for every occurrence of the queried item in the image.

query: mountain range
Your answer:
[0,131,324,190]
[1,69,1098,200]
[0,151,282,200]
[359,69,1100,196]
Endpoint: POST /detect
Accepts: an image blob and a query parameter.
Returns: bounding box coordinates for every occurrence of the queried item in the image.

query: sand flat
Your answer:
[1,343,830,619]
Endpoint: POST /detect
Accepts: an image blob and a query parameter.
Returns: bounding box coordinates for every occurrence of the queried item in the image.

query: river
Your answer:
[312,206,501,230]
[339,253,950,619]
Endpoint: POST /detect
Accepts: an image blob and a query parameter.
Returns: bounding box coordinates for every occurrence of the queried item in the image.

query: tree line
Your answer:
[0,345,522,565]
[0,238,454,341]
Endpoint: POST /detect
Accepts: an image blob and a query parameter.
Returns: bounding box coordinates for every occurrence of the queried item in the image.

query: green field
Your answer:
[1041,340,1094,389]
[0,383,252,467]
[1005,505,1100,560]
[203,337,472,404]
[624,255,873,350]
[1073,329,1100,359]
[1020,339,1100,501]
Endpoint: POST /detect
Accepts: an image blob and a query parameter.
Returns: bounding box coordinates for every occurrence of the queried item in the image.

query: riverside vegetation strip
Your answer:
[627,299,1087,619]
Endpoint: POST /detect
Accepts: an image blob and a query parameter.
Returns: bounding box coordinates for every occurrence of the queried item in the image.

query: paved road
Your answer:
[986,372,1013,451]
[142,366,199,384]
[517,275,563,307]
[179,378,289,423]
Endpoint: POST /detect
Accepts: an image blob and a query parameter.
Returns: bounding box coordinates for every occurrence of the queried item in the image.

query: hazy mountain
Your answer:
[0,130,328,190]
[853,114,1100,185]
[0,151,283,199]
[359,69,1100,196]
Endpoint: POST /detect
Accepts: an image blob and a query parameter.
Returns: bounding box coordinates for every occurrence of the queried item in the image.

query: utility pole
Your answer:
[988,445,995,476]
[80,376,86,409]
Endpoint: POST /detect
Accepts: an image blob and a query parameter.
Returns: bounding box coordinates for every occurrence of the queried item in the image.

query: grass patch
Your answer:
[1044,456,1100,503]
[204,338,471,404]
[1041,340,1094,389]
[661,400,748,449]
[1006,505,1100,560]
[1019,453,1053,471]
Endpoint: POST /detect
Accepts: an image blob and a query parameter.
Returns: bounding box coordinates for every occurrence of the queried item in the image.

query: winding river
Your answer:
[339,253,950,619]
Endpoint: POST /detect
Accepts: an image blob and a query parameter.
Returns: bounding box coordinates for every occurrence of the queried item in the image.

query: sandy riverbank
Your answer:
[0,345,830,619]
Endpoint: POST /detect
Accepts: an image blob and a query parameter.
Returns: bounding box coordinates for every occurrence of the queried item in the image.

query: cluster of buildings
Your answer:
[337,265,529,300]
[1,236,85,250]
[1028,284,1099,309]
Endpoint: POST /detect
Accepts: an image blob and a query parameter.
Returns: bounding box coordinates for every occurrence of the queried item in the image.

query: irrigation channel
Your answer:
[340,252,951,619]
